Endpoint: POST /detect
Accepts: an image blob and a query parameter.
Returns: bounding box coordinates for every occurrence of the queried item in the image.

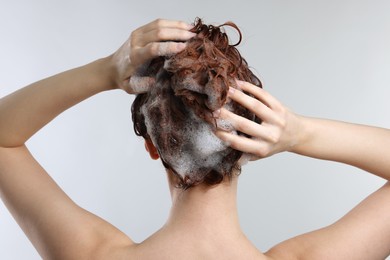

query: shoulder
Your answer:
[266,182,390,260]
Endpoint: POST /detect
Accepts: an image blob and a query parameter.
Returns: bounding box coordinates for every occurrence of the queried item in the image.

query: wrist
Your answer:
[91,56,118,91]
[288,114,312,154]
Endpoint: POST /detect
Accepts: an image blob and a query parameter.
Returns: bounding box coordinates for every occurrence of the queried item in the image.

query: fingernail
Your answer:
[188,32,197,37]
[235,79,244,85]
[212,109,221,118]
[186,23,194,30]
[216,118,235,131]
[176,42,187,51]
[228,87,235,95]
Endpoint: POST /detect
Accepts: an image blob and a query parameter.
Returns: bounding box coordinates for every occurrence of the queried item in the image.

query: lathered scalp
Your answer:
[142,88,232,181]
[132,18,262,188]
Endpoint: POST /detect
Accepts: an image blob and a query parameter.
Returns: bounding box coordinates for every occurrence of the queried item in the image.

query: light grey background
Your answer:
[1,0,389,259]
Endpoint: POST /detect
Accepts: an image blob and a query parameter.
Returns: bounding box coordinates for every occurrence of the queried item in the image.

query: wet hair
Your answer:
[131,18,262,189]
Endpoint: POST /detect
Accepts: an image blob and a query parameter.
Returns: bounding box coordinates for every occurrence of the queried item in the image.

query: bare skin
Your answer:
[0,19,389,259]
[215,81,390,259]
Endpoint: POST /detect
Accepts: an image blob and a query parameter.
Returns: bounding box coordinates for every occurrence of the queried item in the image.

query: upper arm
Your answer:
[0,146,133,259]
[266,182,390,260]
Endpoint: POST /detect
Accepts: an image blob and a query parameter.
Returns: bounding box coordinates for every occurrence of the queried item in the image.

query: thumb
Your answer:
[127,76,156,94]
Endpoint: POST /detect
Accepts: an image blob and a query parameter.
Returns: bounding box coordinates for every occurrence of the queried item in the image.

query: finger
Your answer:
[227,87,277,123]
[237,153,253,166]
[216,108,273,142]
[127,76,156,94]
[137,42,187,61]
[135,19,193,34]
[134,28,196,47]
[215,131,270,158]
[236,80,281,109]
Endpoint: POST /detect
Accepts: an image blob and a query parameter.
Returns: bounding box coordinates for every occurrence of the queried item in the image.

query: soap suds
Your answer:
[129,76,155,93]
[216,118,235,132]
[141,91,233,180]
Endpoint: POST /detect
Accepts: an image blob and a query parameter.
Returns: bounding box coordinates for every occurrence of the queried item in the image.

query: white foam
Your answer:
[141,104,158,146]
[189,112,226,156]
[129,76,155,93]
[140,77,241,181]
[168,111,229,178]
[216,118,234,131]
[142,98,231,179]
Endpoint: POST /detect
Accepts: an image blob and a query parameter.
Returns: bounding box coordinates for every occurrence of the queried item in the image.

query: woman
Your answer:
[0,18,389,259]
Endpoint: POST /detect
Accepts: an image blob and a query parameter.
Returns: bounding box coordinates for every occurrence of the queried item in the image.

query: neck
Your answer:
[164,174,243,237]
[156,172,265,259]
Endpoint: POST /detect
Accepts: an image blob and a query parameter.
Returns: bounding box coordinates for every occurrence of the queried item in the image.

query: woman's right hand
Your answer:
[214,80,304,160]
[110,19,196,94]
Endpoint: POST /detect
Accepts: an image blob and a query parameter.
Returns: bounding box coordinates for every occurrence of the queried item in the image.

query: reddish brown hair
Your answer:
[132,18,262,189]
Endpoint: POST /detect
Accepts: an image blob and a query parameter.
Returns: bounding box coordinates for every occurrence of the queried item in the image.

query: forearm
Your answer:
[292,116,390,180]
[0,56,116,147]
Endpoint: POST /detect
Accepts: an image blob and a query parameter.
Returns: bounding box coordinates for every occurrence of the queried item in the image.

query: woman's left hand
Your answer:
[110,19,196,94]
[214,80,303,160]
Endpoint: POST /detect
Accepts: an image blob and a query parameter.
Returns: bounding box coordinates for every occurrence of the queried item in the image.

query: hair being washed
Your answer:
[132,18,262,189]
